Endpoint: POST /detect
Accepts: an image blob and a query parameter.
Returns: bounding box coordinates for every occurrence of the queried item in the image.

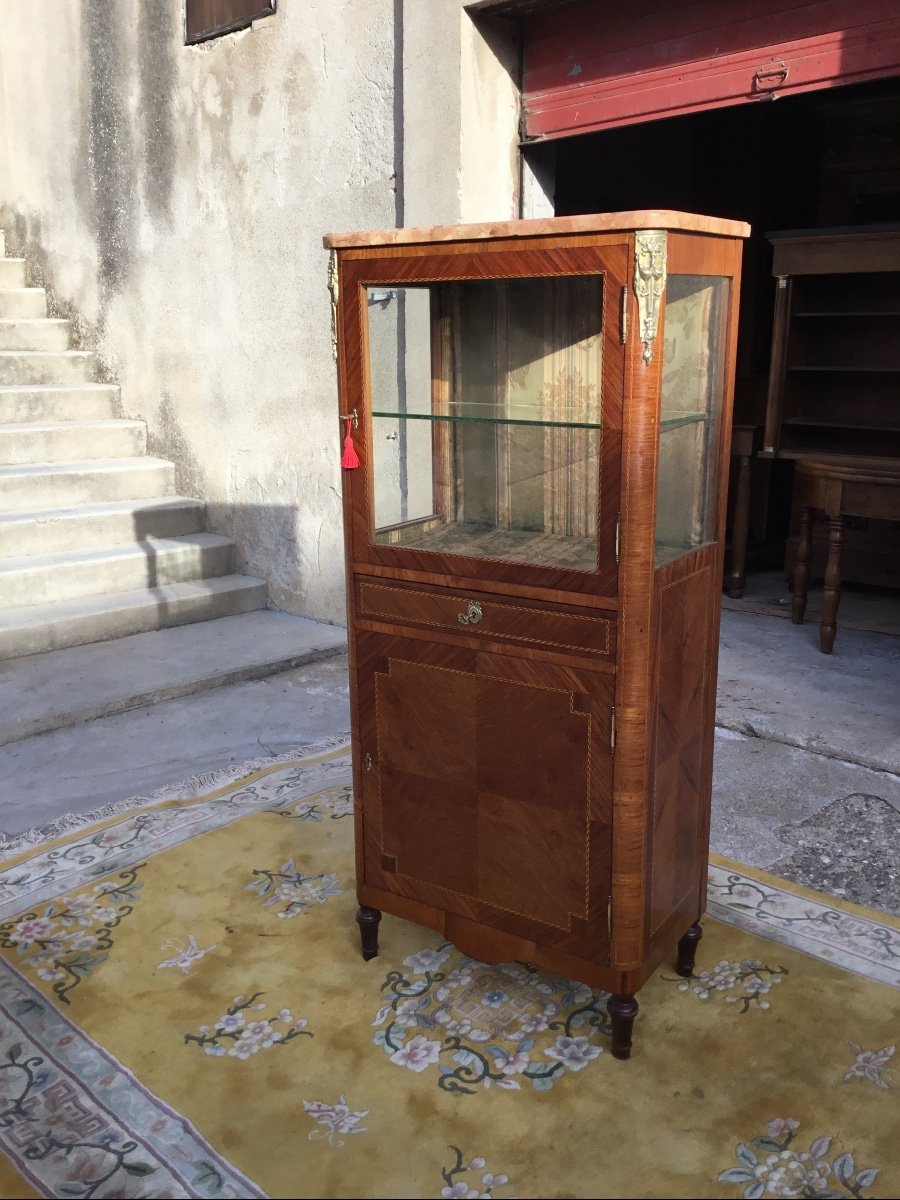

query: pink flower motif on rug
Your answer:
[440,1147,514,1199]
[843,1042,895,1089]
[185,992,313,1059]
[245,857,343,918]
[157,934,219,976]
[665,957,788,1012]
[0,865,145,1005]
[303,1096,369,1145]
[373,943,608,1093]
[717,1119,880,1199]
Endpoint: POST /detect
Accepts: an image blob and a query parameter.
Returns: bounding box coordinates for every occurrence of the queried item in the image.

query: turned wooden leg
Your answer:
[356,905,381,961]
[676,921,703,978]
[791,504,812,625]
[820,514,843,654]
[726,454,752,598]
[607,993,639,1060]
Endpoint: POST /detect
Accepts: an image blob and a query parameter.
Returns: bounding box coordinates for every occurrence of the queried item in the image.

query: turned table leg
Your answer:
[356,906,381,961]
[819,514,843,654]
[791,504,812,625]
[726,453,752,598]
[675,921,703,978]
[607,993,639,1060]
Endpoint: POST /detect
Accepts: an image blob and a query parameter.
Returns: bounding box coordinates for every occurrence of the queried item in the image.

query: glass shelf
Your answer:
[371,408,601,431]
[660,412,708,430]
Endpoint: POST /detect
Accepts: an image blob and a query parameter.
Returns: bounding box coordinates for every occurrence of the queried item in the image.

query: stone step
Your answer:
[0,260,26,288]
[0,384,120,423]
[0,418,146,465]
[0,496,206,557]
[0,610,347,745]
[0,457,174,511]
[0,574,268,661]
[0,533,236,608]
[0,350,93,385]
[0,319,69,351]
[0,289,48,318]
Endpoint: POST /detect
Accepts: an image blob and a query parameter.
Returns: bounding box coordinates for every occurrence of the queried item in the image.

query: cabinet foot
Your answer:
[675,921,703,978]
[607,993,639,1060]
[356,906,382,961]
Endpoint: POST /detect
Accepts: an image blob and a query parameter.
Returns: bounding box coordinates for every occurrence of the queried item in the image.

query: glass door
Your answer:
[348,245,626,597]
[655,274,730,566]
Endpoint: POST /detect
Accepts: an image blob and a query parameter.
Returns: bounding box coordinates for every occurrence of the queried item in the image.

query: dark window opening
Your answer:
[552,73,900,608]
[185,0,275,45]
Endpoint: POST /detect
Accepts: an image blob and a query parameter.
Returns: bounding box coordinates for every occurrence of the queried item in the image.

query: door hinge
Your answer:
[607,895,613,938]
[615,513,621,565]
[610,705,616,753]
[620,285,628,343]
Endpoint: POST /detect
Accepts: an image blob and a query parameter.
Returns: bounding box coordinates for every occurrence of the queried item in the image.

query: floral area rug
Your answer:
[0,739,897,1199]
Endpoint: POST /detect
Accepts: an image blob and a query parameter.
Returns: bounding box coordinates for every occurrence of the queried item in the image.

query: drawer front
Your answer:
[356,578,614,660]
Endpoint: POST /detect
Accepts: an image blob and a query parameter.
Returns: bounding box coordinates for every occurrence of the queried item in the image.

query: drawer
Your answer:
[355,578,614,660]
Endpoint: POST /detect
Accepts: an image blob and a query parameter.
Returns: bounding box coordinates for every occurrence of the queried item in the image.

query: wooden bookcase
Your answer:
[763,226,900,462]
[762,225,900,587]
[325,211,748,1058]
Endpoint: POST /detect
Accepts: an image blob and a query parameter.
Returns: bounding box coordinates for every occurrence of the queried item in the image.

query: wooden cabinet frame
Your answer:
[325,211,747,1058]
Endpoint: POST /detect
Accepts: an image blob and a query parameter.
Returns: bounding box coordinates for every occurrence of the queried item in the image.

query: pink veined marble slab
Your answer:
[323,209,751,249]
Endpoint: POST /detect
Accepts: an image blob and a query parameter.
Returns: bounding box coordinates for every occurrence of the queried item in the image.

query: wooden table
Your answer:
[791,455,900,652]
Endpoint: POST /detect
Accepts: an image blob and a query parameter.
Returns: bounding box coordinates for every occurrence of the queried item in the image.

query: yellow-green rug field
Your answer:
[0,741,896,1199]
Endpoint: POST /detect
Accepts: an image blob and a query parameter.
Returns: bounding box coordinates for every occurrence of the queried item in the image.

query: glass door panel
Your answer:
[366,276,604,573]
[656,274,729,566]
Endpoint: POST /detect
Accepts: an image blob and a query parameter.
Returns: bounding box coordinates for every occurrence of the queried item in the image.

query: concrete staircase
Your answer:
[0,230,268,660]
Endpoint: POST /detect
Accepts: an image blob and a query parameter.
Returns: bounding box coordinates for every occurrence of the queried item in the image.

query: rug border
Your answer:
[709,850,900,933]
[0,734,351,867]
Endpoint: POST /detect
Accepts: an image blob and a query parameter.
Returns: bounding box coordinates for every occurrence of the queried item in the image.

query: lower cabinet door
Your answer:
[355,629,614,964]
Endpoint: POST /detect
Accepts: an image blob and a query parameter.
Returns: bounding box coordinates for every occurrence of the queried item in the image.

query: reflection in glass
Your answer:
[656,275,728,566]
[367,277,604,572]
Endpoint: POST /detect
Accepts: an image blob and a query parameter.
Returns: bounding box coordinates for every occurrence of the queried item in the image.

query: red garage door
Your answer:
[519,0,900,140]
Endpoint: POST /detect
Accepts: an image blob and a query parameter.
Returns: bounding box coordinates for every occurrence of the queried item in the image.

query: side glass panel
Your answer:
[656,274,729,567]
[366,277,604,572]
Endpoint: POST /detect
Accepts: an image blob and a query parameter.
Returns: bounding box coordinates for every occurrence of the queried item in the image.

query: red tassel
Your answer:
[340,416,360,469]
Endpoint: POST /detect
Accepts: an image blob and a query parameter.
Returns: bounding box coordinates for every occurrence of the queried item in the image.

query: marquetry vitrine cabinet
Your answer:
[325,211,747,1058]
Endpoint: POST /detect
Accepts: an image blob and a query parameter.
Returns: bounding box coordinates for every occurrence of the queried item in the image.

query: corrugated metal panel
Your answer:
[522,0,900,140]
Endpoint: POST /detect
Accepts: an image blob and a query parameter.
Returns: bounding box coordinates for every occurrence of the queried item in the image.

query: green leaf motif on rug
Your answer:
[718,1120,880,1199]
[185,991,314,1059]
[245,857,343,918]
[0,865,145,1006]
[373,944,610,1094]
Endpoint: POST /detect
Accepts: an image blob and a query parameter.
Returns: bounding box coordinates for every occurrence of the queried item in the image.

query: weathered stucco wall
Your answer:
[0,0,520,623]
[0,0,397,622]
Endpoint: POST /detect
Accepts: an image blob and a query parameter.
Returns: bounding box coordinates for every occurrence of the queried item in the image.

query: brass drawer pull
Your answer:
[457,601,483,626]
